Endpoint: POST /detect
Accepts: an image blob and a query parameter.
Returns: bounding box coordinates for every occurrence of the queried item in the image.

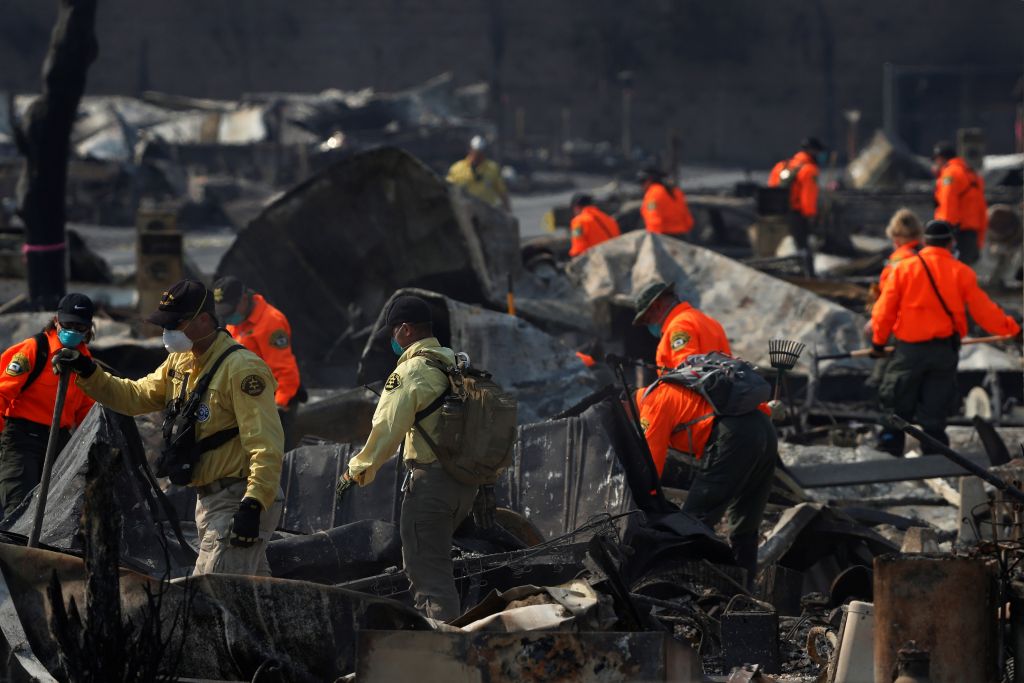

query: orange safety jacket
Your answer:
[569,206,621,257]
[767,150,820,218]
[934,157,988,245]
[641,183,694,235]
[637,384,770,478]
[879,241,922,291]
[871,246,1020,345]
[0,329,94,431]
[656,302,731,374]
[226,294,301,407]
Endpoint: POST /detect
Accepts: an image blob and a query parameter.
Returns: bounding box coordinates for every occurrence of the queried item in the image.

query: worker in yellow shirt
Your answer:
[54,279,284,576]
[446,136,510,210]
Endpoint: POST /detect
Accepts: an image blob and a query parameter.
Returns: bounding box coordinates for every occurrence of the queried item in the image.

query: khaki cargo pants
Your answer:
[400,461,478,622]
[193,478,283,576]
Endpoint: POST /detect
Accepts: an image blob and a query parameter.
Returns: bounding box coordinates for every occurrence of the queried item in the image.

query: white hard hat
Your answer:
[469,135,487,152]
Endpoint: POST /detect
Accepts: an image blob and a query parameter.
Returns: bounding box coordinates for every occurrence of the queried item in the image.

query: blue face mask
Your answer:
[223,312,244,326]
[647,324,662,339]
[391,338,404,356]
[58,328,85,348]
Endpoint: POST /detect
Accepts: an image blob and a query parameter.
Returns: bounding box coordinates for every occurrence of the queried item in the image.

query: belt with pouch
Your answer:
[195,476,246,496]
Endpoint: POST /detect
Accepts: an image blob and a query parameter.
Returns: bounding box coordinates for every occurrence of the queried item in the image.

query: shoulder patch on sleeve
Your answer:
[384,372,402,392]
[646,201,658,211]
[240,374,267,396]
[5,352,29,377]
[670,331,691,350]
[269,329,290,349]
[942,175,953,186]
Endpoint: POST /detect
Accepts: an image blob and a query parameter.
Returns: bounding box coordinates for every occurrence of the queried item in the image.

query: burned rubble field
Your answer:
[1,105,1023,680]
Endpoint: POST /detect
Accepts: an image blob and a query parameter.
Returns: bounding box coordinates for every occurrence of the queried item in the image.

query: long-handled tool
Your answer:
[768,339,806,401]
[889,414,1024,505]
[816,335,1011,361]
[27,366,71,548]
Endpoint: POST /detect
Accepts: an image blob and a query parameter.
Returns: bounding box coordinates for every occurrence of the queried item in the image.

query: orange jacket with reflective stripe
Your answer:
[0,329,94,430]
[226,294,301,407]
[657,302,731,373]
[569,206,621,257]
[641,183,694,235]
[767,151,820,218]
[934,157,987,245]
[871,246,1020,345]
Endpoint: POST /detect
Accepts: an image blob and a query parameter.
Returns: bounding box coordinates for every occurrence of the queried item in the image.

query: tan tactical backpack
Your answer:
[413,351,518,486]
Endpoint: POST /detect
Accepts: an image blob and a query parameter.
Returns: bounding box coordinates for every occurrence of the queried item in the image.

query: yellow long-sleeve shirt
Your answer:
[347,337,453,486]
[446,158,508,208]
[76,331,283,510]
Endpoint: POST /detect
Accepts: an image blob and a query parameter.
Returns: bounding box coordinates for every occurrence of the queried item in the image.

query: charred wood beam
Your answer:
[14,0,99,308]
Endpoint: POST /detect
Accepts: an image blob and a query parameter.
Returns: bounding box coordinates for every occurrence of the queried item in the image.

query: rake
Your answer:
[768,338,806,401]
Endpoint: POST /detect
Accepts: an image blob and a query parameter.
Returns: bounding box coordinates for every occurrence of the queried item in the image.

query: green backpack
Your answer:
[413,351,518,486]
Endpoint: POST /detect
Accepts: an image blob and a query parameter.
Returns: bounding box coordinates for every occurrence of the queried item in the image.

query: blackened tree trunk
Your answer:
[14,0,98,309]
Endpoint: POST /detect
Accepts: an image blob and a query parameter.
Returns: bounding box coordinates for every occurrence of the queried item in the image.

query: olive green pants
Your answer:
[682,412,778,540]
[400,461,478,622]
[878,337,958,453]
[0,418,69,518]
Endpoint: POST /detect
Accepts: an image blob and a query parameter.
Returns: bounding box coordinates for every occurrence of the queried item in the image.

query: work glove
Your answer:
[766,399,786,422]
[472,485,497,530]
[868,344,888,359]
[51,348,96,378]
[228,497,262,547]
[336,473,356,502]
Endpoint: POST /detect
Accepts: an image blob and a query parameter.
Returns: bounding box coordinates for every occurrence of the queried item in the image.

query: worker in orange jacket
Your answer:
[637,378,776,588]
[214,277,303,447]
[932,141,987,265]
[632,281,730,373]
[871,220,1021,455]
[568,194,620,258]
[768,137,826,276]
[0,294,96,515]
[639,168,694,237]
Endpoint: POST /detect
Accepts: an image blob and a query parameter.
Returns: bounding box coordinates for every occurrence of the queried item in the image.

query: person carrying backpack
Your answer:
[636,352,777,587]
[0,294,96,516]
[342,295,516,622]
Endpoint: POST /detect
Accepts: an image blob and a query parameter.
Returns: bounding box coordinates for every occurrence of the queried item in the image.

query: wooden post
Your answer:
[13,0,99,310]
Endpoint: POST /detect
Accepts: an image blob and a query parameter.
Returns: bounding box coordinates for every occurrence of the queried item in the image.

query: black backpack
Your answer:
[644,352,771,418]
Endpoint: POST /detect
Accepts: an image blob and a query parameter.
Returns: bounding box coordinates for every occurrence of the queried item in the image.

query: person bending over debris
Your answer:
[871,220,1021,456]
[636,353,776,587]
[768,137,825,276]
[568,193,620,258]
[342,296,481,622]
[932,141,987,265]
[0,294,96,516]
[54,279,284,576]
[639,167,693,237]
[632,280,730,373]
[446,135,510,210]
[213,276,303,448]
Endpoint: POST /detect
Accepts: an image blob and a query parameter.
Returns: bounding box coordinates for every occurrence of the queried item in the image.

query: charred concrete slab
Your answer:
[358,288,597,424]
[565,231,866,367]
[215,147,519,365]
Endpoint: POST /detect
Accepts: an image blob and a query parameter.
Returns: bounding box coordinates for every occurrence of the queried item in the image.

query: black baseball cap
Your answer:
[386,296,433,327]
[145,279,215,329]
[57,293,95,325]
[213,276,245,318]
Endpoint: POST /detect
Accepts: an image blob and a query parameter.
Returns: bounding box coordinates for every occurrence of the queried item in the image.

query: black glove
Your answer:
[868,343,888,359]
[51,348,96,377]
[228,497,262,547]
[336,473,356,502]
